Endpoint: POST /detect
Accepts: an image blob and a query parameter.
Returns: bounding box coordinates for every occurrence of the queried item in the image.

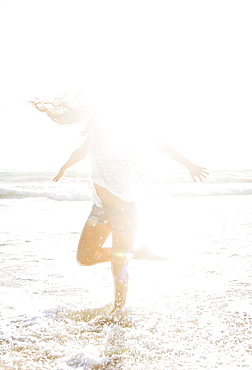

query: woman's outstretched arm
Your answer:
[53,137,90,182]
[153,140,209,182]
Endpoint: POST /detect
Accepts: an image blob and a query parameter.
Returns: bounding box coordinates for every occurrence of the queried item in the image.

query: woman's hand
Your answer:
[53,167,65,182]
[188,164,209,183]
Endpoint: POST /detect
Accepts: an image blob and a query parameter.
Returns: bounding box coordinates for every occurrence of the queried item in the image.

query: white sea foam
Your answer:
[55,349,108,370]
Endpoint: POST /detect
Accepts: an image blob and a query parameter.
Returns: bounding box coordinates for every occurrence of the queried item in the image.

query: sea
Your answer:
[1,169,252,370]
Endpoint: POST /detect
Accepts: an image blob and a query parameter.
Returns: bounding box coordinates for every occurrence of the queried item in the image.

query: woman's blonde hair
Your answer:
[29,92,92,128]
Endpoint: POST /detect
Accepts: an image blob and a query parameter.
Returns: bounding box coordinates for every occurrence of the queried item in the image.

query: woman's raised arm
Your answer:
[53,136,90,182]
[152,140,209,183]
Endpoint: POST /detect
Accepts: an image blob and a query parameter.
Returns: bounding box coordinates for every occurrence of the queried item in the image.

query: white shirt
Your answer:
[88,125,143,205]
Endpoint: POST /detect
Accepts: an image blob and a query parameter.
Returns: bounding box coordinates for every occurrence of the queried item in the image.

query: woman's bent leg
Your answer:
[77,220,111,266]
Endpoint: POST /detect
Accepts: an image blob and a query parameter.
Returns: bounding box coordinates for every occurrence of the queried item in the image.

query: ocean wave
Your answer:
[1,185,252,200]
[167,188,252,197]
[1,169,252,184]
[0,187,92,201]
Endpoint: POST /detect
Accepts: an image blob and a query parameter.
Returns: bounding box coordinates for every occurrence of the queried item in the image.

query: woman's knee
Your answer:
[77,255,89,266]
[76,247,95,266]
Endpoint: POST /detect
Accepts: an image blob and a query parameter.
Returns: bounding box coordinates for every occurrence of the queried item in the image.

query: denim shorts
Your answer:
[87,201,137,235]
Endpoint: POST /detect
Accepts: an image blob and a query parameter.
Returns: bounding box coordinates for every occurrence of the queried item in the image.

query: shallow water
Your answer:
[1,192,252,369]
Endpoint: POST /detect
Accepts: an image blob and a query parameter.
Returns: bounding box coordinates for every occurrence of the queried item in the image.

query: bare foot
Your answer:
[110,304,126,316]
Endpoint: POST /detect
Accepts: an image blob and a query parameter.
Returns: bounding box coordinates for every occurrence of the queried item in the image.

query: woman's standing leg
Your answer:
[111,230,135,310]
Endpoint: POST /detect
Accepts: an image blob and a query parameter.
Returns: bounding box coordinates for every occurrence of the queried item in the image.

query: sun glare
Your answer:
[1,0,251,171]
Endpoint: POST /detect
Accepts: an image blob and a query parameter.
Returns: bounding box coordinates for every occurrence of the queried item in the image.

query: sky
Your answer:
[0,0,251,172]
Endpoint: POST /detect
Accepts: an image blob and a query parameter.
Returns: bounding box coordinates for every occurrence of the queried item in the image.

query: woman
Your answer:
[30,95,208,312]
